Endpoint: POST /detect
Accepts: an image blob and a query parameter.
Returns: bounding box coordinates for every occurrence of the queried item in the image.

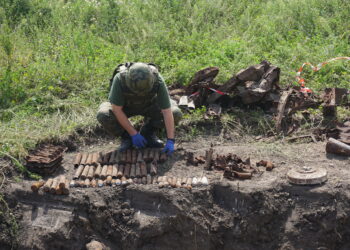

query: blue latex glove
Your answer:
[162,139,175,155]
[131,133,146,148]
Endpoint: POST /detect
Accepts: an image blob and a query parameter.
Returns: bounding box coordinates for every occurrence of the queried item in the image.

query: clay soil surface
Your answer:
[2,134,350,250]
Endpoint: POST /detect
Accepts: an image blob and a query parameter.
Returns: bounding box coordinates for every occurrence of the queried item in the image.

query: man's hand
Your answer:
[162,139,175,155]
[131,133,147,148]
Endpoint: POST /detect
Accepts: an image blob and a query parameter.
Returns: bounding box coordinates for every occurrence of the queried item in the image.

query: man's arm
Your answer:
[162,108,175,139]
[111,104,137,136]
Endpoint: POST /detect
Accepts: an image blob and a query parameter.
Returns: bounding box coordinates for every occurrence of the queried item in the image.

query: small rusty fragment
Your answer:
[43,178,53,192]
[31,180,45,192]
[73,153,82,167]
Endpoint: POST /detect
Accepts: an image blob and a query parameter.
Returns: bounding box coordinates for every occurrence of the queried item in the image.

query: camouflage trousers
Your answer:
[96,100,182,137]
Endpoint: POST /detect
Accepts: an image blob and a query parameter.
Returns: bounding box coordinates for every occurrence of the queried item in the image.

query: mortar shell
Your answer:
[135,163,141,177]
[91,152,99,166]
[109,150,117,164]
[97,152,104,164]
[130,164,136,178]
[84,178,90,188]
[94,164,102,178]
[132,149,137,164]
[86,153,93,165]
[74,165,84,180]
[100,165,108,179]
[106,165,113,176]
[140,162,147,177]
[50,178,59,194]
[43,178,53,192]
[126,149,132,164]
[73,153,82,167]
[154,149,160,163]
[81,165,90,180]
[102,151,111,164]
[62,180,70,195]
[112,164,118,178]
[147,174,152,185]
[124,164,131,178]
[136,151,143,162]
[106,176,112,185]
[150,162,157,176]
[143,148,149,161]
[120,151,127,163]
[58,175,66,189]
[31,180,45,192]
[117,164,124,178]
[80,153,88,165]
[87,165,95,180]
[55,185,63,195]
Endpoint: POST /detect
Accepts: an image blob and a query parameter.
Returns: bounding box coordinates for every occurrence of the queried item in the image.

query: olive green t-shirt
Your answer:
[108,73,171,109]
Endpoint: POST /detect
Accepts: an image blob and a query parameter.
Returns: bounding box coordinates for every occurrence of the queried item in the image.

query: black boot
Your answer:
[140,124,164,148]
[119,132,132,152]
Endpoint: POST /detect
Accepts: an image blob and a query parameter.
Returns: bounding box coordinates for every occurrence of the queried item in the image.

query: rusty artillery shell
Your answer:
[87,165,95,180]
[80,153,88,165]
[92,152,99,166]
[112,164,118,178]
[130,164,136,178]
[100,165,108,179]
[141,176,147,185]
[98,179,104,187]
[159,152,167,163]
[43,178,53,192]
[266,161,274,171]
[116,179,121,186]
[135,163,141,177]
[86,153,93,165]
[109,151,117,164]
[143,148,149,161]
[126,149,132,163]
[74,165,84,180]
[121,176,128,186]
[59,175,66,189]
[132,149,137,164]
[73,153,82,167]
[31,180,45,192]
[233,171,252,179]
[97,152,104,164]
[94,164,102,178]
[81,165,90,180]
[102,151,111,164]
[91,179,97,188]
[124,164,131,178]
[147,174,152,184]
[148,149,155,162]
[117,164,124,178]
[150,162,157,176]
[154,150,160,163]
[140,162,147,177]
[69,180,76,188]
[107,165,113,176]
[106,176,112,185]
[55,185,63,195]
[62,180,70,195]
[120,151,127,163]
[137,151,143,162]
[176,178,182,188]
[50,178,59,194]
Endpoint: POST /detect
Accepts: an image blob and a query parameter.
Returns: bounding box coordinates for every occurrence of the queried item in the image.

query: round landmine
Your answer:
[287,166,327,185]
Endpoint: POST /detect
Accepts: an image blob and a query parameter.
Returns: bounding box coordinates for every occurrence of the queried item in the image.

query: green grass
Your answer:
[0,0,350,160]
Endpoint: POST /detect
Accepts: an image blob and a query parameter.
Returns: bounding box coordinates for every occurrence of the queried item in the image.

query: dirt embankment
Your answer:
[2,138,350,250]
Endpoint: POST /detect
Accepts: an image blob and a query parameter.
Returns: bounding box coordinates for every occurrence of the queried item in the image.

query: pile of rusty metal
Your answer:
[170,61,349,134]
[31,175,70,195]
[25,144,66,175]
[70,149,166,187]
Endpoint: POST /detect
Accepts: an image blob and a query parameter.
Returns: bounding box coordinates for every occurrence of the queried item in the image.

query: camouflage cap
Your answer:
[126,62,155,94]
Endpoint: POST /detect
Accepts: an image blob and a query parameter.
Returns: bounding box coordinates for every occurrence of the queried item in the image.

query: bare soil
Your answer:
[1,133,350,250]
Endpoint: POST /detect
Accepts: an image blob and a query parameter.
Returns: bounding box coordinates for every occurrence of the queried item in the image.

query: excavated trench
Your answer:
[2,136,350,250]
